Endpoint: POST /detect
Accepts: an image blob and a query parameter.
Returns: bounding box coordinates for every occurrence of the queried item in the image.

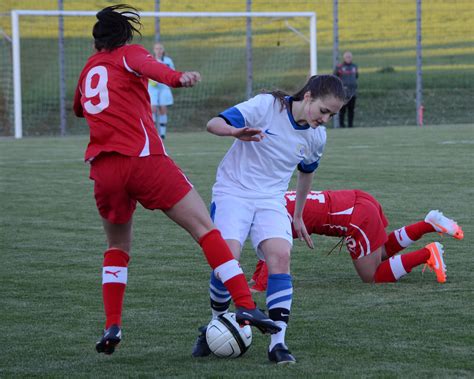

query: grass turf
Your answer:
[0,124,473,376]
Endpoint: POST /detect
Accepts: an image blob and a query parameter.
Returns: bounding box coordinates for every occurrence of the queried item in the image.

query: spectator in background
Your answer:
[148,42,175,139]
[334,51,358,128]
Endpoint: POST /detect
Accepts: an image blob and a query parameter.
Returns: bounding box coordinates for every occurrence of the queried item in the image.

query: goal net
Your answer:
[0,26,13,136]
[10,10,316,138]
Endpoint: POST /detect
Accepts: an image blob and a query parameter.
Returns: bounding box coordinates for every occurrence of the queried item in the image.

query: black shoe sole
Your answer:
[96,338,120,355]
[236,317,281,335]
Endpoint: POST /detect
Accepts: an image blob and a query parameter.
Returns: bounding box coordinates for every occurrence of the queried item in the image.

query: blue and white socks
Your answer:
[266,273,293,351]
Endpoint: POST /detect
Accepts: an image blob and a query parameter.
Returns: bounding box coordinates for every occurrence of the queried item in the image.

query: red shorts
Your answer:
[89,153,193,224]
[345,190,389,260]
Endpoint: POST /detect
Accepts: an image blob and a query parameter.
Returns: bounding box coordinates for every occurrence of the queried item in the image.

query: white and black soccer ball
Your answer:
[206,312,252,358]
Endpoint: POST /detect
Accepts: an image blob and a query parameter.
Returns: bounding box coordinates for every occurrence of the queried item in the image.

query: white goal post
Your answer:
[11,10,317,138]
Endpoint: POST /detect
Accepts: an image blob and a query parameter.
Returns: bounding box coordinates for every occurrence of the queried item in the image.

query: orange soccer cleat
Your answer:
[423,242,447,283]
[425,210,464,240]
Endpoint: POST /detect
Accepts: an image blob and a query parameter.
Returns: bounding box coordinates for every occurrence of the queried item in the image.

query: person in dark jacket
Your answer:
[334,51,358,127]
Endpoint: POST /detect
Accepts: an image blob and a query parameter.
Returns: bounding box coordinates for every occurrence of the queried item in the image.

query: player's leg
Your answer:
[339,103,347,128]
[165,190,280,335]
[89,153,136,355]
[348,95,356,128]
[385,210,463,258]
[164,189,256,308]
[192,239,241,357]
[249,259,265,286]
[373,243,446,283]
[251,202,296,364]
[133,156,279,334]
[96,218,132,354]
[352,248,383,282]
[251,260,268,293]
[260,238,296,364]
[346,193,387,282]
[158,105,168,139]
[347,196,446,283]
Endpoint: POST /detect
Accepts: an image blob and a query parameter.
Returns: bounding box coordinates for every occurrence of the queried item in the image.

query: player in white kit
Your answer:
[192,75,346,364]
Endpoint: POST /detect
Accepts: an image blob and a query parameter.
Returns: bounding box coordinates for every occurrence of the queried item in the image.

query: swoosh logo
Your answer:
[264,129,278,136]
[241,312,253,318]
[433,252,440,270]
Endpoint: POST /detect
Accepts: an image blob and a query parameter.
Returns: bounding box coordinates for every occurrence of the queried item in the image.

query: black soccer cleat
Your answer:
[235,307,281,335]
[268,343,296,364]
[191,326,211,357]
[96,324,122,355]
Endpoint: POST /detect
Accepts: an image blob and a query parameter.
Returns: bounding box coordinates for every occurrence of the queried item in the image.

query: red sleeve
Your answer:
[73,83,84,117]
[123,45,183,88]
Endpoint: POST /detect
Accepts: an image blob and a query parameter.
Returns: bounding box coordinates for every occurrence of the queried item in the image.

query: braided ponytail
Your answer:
[93,4,142,51]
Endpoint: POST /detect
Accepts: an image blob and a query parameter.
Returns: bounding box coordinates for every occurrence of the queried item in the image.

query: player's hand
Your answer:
[293,216,314,249]
[231,127,265,142]
[180,71,201,87]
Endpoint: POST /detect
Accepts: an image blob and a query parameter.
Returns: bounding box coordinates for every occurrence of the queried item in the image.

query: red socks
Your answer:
[374,248,430,283]
[102,248,129,328]
[251,260,265,282]
[251,260,269,292]
[199,229,254,309]
[385,222,436,257]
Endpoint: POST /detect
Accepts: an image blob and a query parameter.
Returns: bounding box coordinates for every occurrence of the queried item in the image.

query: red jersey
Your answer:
[74,44,183,161]
[285,190,357,237]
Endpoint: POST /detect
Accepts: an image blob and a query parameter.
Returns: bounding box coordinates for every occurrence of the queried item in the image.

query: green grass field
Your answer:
[1,125,473,377]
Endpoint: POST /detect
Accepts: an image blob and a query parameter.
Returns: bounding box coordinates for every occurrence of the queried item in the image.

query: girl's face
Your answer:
[303,93,344,128]
[153,43,164,59]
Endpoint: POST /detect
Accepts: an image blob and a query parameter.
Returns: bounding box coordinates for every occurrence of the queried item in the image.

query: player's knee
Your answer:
[266,251,291,274]
[360,275,375,284]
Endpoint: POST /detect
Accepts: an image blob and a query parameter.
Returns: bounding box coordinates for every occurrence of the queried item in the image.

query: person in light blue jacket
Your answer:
[148,42,175,139]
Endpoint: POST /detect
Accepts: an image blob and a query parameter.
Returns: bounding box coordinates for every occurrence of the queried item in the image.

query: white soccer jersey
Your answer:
[212,94,326,200]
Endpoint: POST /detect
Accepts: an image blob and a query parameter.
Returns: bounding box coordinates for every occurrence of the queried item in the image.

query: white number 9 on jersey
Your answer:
[84,66,109,114]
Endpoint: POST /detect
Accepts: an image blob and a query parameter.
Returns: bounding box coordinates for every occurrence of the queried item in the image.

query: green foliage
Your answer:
[1,125,473,376]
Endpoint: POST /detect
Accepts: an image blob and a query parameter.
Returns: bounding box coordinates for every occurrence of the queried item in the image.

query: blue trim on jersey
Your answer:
[267,294,293,309]
[285,96,310,130]
[266,273,292,296]
[219,107,246,128]
[209,202,216,222]
[298,160,319,173]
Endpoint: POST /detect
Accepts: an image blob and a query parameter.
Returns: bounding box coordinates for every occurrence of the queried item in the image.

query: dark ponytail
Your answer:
[270,75,346,110]
[93,4,142,51]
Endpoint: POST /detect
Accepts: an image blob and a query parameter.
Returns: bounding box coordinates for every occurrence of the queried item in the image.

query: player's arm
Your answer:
[293,171,315,249]
[207,97,269,141]
[73,83,84,118]
[124,45,200,88]
[206,116,264,141]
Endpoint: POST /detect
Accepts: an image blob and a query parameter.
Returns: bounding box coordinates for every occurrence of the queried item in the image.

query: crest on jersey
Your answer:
[296,144,306,158]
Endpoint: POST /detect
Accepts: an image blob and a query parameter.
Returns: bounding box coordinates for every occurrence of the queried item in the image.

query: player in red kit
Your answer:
[250,190,464,291]
[74,4,279,355]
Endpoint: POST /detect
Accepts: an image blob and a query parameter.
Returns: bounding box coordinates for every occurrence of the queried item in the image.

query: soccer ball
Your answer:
[206,312,252,358]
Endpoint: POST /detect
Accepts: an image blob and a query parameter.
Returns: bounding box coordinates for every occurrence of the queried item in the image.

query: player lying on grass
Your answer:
[249,189,464,291]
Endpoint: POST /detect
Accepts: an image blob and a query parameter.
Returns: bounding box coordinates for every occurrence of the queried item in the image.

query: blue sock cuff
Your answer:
[210,270,227,291]
[268,273,292,282]
[267,273,292,298]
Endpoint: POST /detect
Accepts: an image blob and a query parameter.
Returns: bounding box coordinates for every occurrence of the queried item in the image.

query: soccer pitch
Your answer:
[1,125,473,376]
